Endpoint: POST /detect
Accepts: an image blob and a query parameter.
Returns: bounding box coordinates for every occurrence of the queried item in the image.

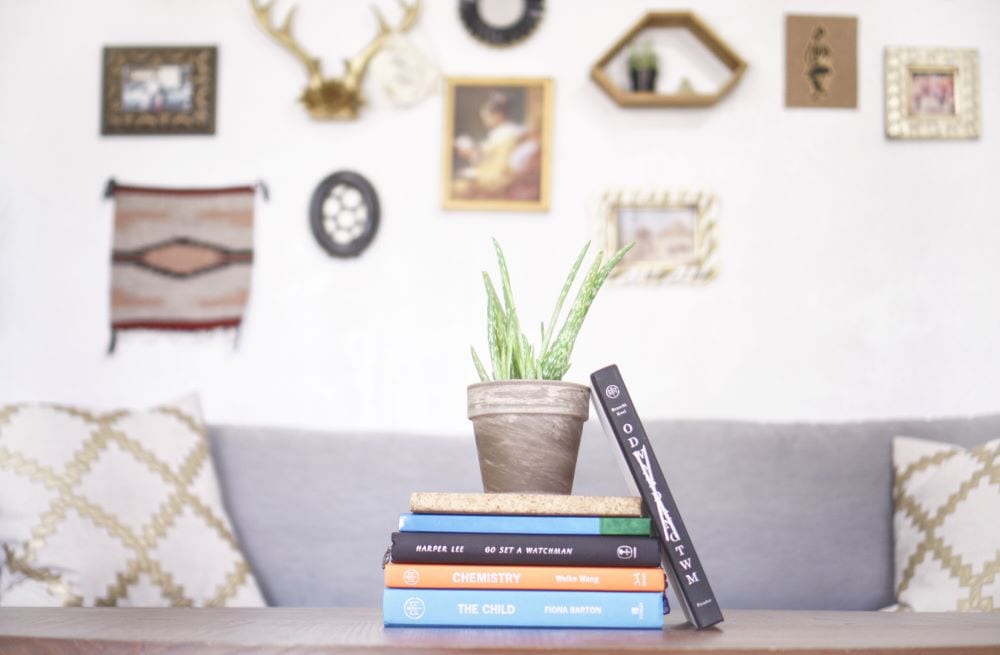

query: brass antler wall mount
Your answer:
[250,0,421,120]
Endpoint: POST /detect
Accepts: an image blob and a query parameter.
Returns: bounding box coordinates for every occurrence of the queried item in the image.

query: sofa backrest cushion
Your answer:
[209,415,1000,610]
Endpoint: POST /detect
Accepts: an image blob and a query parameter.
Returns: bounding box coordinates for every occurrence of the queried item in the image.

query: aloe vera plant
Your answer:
[472,239,634,382]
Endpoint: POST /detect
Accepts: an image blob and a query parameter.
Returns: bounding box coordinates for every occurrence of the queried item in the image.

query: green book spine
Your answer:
[599,517,652,535]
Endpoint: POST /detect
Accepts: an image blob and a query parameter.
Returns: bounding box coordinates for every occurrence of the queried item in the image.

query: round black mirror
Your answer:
[309,171,380,258]
[459,0,544,46]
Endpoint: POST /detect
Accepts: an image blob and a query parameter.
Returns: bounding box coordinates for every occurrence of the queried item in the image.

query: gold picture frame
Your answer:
[885,47,980,140]
[442,77,552,212]
[599,189,718,284]
[101,46,217,136]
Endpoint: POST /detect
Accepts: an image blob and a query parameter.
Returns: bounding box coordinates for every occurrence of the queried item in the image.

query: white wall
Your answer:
[1,0,998,435]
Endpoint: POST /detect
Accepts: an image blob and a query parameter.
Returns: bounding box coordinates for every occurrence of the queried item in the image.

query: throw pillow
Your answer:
[892,436,999,611]
[0,395,265,607]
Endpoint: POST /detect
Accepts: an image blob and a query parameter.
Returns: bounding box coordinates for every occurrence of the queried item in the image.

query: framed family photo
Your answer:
[884,47,980,140]
[599,189,718,284]
[101,46,217,135]
[442,76,552,211]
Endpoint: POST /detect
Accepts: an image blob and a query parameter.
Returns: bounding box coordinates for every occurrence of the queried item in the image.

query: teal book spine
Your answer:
[398,513,651,536]
[383,588,665,629]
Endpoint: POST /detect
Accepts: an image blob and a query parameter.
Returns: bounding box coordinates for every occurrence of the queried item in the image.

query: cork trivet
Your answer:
[410,492,645,517]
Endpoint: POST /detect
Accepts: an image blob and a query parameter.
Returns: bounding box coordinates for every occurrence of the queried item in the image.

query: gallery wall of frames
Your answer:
[0,0,997,434]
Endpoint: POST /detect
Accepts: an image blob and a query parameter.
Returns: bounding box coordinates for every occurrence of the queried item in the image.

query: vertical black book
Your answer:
[590,364,723,629]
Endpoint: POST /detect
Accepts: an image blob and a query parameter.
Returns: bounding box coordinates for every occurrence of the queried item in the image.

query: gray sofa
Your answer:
[209,415,1000,611]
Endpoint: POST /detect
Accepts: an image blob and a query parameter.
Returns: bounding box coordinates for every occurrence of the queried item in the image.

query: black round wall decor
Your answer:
[459,0,544,47]
[309,171,380,258]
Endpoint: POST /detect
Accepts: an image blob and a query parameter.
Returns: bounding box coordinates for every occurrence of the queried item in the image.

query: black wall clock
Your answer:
[459,0,544,47]
[309,171,380,258]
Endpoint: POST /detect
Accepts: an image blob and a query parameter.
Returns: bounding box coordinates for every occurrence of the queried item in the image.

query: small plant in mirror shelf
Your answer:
[471,239,633,382]
[628,41,659,92]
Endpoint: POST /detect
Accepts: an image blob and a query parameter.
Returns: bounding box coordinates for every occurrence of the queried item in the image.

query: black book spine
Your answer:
[390,532,662,567]
[590,365,723,629]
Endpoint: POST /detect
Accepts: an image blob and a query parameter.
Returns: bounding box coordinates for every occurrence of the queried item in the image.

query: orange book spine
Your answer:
[384,563,665,592]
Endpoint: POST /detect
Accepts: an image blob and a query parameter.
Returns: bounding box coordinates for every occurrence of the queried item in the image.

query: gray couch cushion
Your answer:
[209,415,1000,610]
[209,427,481,607]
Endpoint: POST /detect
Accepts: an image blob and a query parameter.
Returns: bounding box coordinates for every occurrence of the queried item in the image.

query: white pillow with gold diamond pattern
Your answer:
[0,395,264,607]
[892,436,1000,612]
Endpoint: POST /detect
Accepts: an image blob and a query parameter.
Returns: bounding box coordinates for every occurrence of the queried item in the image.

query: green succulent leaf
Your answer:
[600,242,634,280]
[539,242,634,380]
[520,333,537,379]
[542,241,589,355]
[492,238,521,335]
[471,347,490,382]
[473,240,633,382]
[501,316,516,380]
[483,272,504,379]
[538,253,604,380]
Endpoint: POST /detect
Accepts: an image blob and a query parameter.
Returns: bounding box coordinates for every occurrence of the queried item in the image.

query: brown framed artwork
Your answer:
[785,15,858,109]
[101,46,217,135]
[442,77,552,212]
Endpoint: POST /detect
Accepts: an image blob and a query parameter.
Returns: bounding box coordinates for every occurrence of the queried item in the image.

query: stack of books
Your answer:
[384,363,723,630]
[383,492,668,628]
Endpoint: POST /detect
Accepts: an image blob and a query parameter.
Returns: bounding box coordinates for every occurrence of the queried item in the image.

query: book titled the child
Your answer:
[383,588,665,629]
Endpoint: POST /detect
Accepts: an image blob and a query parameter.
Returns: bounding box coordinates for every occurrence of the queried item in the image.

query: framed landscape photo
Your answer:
[599,189,718,284]
[102,46,217,135]
[443,76,552,211]
[885,47,980,140]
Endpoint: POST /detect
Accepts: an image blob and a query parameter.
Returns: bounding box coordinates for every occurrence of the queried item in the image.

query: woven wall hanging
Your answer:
[104,179,267,352]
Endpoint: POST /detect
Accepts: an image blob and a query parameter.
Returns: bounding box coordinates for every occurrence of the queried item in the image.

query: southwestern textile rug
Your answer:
[107,181,258,352]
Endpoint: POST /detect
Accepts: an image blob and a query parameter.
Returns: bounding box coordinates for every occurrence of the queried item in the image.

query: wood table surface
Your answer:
[0,607,998,654]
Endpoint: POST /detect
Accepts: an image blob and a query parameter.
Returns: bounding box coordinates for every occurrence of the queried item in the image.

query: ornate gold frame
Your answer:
[599,189,718,284]
[442,76,553,212]
[885,47,980,140]
[101,46,217,136]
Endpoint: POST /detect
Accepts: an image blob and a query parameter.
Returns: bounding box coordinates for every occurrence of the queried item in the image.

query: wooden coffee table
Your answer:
[0,607,998,654]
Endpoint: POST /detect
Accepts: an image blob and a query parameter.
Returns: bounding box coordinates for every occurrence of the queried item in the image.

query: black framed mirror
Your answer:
[459,0,544,47]
[309,171,380,258]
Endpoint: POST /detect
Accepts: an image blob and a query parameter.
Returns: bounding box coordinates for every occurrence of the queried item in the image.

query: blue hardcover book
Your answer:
[398,513,651,536]
[383,588,666,629]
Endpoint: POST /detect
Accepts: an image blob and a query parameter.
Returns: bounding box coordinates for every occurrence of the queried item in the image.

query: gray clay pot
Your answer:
[467,380,591,494]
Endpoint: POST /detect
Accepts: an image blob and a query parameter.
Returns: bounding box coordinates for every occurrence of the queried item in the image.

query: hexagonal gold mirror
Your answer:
[590,11,747,108]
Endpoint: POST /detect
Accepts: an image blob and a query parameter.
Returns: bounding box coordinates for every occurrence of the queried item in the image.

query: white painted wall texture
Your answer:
[1,0,998,435]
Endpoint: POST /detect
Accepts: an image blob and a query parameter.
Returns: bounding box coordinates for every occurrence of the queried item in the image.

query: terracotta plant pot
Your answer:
[467,380,591,494]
